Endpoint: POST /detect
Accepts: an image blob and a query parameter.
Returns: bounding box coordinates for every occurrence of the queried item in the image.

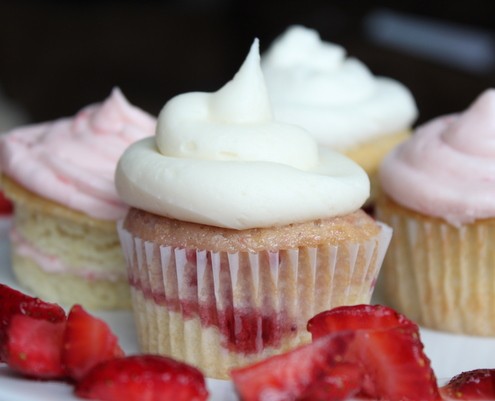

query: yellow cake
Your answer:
[2,176,131,309]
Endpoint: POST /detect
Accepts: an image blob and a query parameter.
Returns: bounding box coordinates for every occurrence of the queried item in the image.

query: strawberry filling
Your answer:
[130,275,297,354]
[128,247,304,354]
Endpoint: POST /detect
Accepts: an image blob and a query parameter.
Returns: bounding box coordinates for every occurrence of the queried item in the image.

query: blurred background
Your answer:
[0,0,494,129]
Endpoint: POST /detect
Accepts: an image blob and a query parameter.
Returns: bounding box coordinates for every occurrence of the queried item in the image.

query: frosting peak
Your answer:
[116,40,370,230]
[442,89,495,157]
[210,39,272,123]
[156,40,319,170]
[261,25,418,149]
[380,88,495,226]
[85,88,147,134]
[0,88,156,220]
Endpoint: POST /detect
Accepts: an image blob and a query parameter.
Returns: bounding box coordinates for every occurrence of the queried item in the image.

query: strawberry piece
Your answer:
[297,362,363,401]
[62,304,124,381]
[440,369,495,400]
[0,191,13,215]
[308,303,418,339]
[75,355,209,401]
[308,304,440,401]
[0,284,66,362]
[5,314,66,379]
[350,326,440,401]
[231,332,357,401]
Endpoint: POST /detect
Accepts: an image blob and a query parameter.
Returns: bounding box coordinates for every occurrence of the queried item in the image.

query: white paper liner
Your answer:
[377,207,495,336]
[118,220,392,378]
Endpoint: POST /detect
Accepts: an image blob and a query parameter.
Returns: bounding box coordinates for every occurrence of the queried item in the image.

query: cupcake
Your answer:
[0,88,156,309]
[261,25,417,204]
[0,84,29,217]
[115,40,392,378]
[376,89,495,336]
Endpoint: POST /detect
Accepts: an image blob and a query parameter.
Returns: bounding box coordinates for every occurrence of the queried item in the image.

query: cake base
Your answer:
[12,253,131,310]
[119,208,392,378]
[130,290,303,379]
[376,193,495,336]
[2,175,130,310]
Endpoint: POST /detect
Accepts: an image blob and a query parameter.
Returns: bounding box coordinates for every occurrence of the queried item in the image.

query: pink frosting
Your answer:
[10,227,125,280]
[380,89,495,226]
[0,88,156,220]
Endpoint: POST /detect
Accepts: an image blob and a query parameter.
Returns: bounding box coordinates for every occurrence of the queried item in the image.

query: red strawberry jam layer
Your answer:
[125,243,308,355]
[130,278,298,354]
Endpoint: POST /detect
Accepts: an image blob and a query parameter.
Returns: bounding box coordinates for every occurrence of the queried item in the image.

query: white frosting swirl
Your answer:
[116,40,369,230]
[261,25,418,150]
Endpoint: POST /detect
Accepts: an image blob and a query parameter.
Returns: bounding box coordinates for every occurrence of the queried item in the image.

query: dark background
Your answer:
[0,0,494,127]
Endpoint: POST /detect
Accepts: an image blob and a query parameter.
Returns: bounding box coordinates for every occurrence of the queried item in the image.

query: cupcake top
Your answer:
[261,25,418,150]
[115,40,370,230]
[0,88,156,220]
[380,89,495,227]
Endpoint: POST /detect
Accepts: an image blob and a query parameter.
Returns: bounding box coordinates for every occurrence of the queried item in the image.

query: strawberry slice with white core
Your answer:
[231,331,358,401]
[297,362,363,401]
[62,304,124,381]
[349,326,441,401]
[308,304,440,401]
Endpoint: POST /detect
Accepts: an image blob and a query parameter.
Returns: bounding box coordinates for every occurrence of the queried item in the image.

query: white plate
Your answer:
[1,216,495,400]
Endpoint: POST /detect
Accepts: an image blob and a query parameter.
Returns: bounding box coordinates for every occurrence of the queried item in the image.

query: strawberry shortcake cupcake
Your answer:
[116,40,392,378]
[0,88,155,309]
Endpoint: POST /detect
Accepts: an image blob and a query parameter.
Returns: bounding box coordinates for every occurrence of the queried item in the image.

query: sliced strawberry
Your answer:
[440,369,495,400]
[348,326,440,401]
[297,362,363,401]
[308,304,440,401]
[308,303,418,339]
[62,304,124,381]
[5,314,66,379]
[231,332,357,401]
[0,284,66,361]
[0,191,13,215]
[0,283,66,323]
[75,355,209,401]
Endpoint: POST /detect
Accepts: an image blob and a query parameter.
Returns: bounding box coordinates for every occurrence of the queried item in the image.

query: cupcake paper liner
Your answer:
[118,220,392,378]
[377,204,495,336]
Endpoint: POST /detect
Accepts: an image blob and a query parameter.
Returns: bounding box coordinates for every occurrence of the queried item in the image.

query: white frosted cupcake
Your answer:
[376,89,495,336]
[0,88,156,309]
[116,40,392,378]
[261,25,418,203]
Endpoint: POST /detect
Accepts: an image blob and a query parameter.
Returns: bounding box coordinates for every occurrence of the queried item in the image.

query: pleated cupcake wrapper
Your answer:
[117,220,392,377]
[378,208,495,336]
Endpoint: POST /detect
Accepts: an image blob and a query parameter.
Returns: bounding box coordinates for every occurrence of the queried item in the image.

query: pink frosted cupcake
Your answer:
[0,88,156,309]
[0,85,28,217]
[376,89,495,336]
[116,40,392,378]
